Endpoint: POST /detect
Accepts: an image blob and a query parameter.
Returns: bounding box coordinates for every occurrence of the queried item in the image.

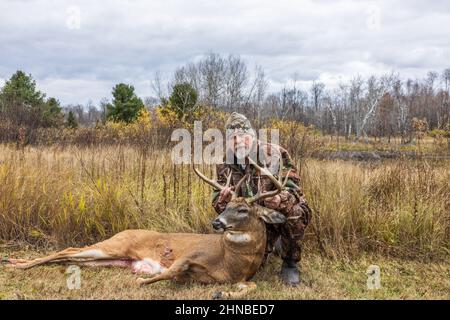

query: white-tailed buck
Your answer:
[7,158,289,298]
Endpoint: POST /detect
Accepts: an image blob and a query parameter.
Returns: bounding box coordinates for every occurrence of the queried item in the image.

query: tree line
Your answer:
[1,53,449,143]
[158,53,449,141]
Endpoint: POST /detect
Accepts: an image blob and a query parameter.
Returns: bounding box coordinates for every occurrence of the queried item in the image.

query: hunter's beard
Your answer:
[225,136,256,164]
[234,144,251,162]
[234,144,255,164]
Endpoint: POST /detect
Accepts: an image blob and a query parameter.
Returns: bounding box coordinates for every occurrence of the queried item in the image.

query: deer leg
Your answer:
[212,281,257,299]
[6,247,113,269]
[7,258,31,265]
[136,259,190,286]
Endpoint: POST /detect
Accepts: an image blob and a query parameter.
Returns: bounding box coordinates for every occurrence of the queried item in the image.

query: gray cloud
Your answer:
[0,0,449,104]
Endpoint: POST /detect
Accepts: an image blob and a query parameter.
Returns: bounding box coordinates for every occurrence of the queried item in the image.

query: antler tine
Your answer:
[276,160,292,189]
[282,169,292,187]
[231,174,248,199]
[247,169,292,204]
[246,156,292,204]
[247,157,283,192]
[193,165,239,200]
[193,166,226,191]
[225,170,233,188]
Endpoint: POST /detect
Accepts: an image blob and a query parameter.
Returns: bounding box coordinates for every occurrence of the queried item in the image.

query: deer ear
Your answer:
[256,206,286,224]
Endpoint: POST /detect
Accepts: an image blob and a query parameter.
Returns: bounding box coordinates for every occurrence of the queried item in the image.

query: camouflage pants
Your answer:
[263,194,312,263]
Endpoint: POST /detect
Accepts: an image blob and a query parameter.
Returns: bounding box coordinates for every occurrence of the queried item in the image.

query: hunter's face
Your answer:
[230,133,254,159]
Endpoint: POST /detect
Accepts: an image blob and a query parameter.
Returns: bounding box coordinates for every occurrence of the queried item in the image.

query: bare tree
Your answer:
[249,66,268,124]
[151,71,165,102]
[355,76,385,141]
[438,68,450,128]
[160,54,448,140]
[393,78,411,143]
[323,94,338,139]
[310,81,325,111]
[99,98,109,123]
[199,53,226,108]
[224,55,248,112]
[442,68,450,92]
[348,76,363,138]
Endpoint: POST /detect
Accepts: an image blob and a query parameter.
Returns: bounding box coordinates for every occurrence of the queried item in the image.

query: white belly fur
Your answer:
[71,249,110,259]
[132,258,166,275]
[71,249,165,275]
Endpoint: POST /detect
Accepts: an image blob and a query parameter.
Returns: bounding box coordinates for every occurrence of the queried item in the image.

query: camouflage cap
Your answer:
[225,112,255,139]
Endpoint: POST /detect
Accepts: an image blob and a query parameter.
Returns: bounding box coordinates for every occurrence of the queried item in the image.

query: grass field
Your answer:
[0,143,449,300]
[1,248,449,300]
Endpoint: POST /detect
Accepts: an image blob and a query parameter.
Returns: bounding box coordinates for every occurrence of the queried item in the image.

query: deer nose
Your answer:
[212,219,225,230]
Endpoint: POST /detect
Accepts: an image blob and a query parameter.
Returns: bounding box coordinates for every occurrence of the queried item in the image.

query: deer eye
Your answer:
[238,209,248,214]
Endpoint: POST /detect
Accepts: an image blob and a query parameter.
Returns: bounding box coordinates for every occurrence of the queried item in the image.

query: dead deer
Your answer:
[6,158,289,299]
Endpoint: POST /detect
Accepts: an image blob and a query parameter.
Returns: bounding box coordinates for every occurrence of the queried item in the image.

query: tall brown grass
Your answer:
[304,159,449,259]
[0,144,448,259]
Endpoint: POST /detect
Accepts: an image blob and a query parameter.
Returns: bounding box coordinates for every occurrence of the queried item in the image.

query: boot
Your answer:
[281,258,300,286]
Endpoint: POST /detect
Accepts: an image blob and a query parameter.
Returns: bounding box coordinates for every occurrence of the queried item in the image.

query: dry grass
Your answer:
[0,143,449,300]
[304,159,450,259]
[1,249,448,300]
[315,136,449,154]
[0,145,214,247]
[0,144,448,259]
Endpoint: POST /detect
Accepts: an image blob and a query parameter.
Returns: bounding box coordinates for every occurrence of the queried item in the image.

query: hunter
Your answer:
[212,112,312,286]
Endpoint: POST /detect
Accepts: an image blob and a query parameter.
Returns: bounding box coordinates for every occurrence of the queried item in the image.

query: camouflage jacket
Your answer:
[212,141,303,214]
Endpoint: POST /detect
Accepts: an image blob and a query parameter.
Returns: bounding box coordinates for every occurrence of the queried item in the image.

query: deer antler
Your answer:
[193,166,248,199]
[246,157,291,204]
[233,173,248,198]
[193,166,230,191]
[193,157,290,203]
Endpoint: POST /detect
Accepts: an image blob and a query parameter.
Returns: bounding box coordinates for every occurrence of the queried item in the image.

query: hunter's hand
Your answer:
[264,195,281,209]
[219,187,234,202]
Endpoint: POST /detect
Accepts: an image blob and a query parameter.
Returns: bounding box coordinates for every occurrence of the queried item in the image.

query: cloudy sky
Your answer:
[0,0,449,105]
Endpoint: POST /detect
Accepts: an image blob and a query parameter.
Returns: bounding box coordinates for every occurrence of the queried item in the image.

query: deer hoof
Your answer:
[136,278,147,286]
[212,291,222,300]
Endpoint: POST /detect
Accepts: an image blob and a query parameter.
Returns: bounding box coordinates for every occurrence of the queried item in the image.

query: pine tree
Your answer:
[66,111,78,129]
[168,82,198,120]
[0,70,46,127]
[43,97,64,127]
[106,83,144,123]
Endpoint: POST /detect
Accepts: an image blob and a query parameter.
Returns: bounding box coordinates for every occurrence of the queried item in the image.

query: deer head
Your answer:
[194,157,290,234]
